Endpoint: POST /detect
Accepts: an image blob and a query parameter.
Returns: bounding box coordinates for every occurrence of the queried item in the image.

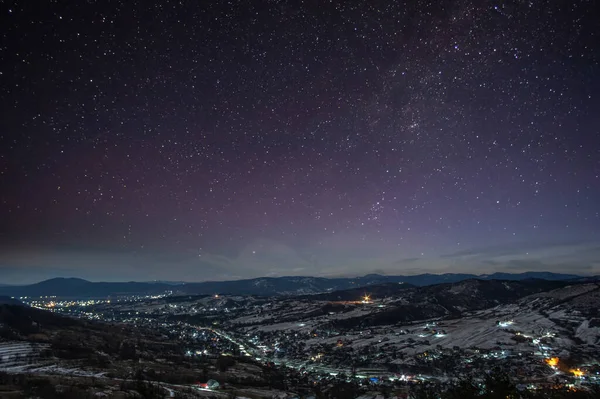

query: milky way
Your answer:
[1,1,599,283]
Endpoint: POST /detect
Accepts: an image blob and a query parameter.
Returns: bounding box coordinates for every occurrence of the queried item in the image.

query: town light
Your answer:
[571,369,584,378]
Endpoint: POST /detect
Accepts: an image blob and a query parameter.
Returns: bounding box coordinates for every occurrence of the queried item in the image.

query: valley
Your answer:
[2,277,599,397]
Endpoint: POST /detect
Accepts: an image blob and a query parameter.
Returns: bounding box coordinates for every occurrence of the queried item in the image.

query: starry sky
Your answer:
[1,1,599,284]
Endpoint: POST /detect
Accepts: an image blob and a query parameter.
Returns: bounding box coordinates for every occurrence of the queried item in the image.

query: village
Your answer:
[15,281,599,396]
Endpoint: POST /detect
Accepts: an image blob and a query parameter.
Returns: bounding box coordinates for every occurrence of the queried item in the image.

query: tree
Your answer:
[216,355,236,372]
[409,383,441,399]
[327,381,360,399]
[483,369,518,399]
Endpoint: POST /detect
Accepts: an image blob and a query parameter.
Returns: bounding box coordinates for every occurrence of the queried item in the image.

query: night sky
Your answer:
[1,1,599,284]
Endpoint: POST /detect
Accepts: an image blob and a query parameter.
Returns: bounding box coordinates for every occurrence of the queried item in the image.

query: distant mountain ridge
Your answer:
[0,271,590,298]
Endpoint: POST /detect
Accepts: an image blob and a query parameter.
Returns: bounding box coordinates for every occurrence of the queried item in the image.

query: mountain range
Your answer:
[0,271,595,298]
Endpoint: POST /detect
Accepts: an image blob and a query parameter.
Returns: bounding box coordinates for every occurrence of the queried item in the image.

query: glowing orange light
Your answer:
[545,357,559,367]
[571,369,584,378]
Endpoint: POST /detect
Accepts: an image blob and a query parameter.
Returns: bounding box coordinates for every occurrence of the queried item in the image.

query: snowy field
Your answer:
[226,284,600,361]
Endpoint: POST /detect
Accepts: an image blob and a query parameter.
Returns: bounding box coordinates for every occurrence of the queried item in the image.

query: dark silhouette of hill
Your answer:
[0,277,172,298]
[0,303,82,336]
[0,295,22,305]
[329,279,572,329]
[0,272,583,298]
[301,282,416,301]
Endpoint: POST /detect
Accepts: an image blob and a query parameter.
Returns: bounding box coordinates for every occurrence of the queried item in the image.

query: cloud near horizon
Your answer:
[0,238,598,284]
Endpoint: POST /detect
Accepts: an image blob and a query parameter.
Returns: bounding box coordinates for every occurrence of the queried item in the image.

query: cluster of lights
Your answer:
[544,358,585,378]
[27,298,112,310]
